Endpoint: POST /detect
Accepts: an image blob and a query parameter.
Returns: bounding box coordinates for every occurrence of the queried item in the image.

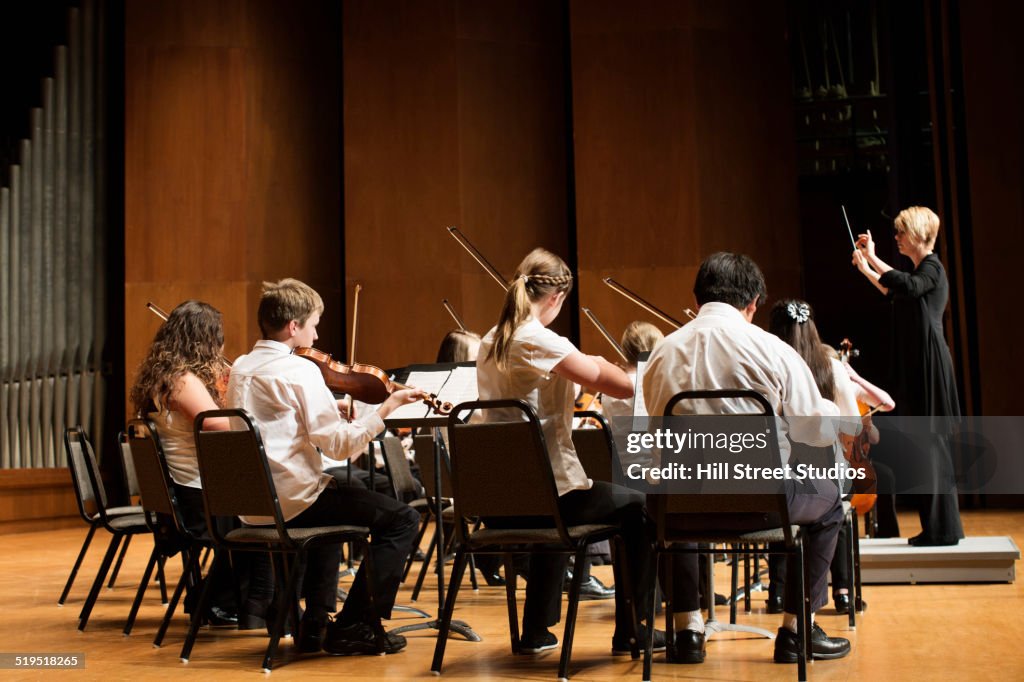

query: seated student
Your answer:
[643,253,850,664]
[476,247,673,654]
[599,320,664,421]
[226,278,425,655]
[765,300,895,614]
[129,300,240,626]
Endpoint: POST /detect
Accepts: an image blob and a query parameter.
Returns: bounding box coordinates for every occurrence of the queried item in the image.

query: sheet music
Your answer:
[435,365,478,407]
[633,354,649,431]
[384,370,449,420]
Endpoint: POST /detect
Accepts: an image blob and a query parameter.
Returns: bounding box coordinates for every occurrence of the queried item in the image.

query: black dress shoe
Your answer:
[205,606,239,628]
[773,623,851,663]
[569,575,615,600]
[908,533,960,547]
[765,594,784,614]
[480,570,506,587]
[672,629,706,664]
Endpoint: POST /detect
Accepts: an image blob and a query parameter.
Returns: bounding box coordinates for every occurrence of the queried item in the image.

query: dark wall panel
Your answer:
[124,0,341,404]
[343,0,570,369]
[570,0,802,353]
[959,1,1024,415]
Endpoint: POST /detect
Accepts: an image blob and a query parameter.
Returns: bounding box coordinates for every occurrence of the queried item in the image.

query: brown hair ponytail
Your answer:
[487,248,573,373]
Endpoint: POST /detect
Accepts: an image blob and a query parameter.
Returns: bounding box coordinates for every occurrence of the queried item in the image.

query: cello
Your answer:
[838,338,878,515]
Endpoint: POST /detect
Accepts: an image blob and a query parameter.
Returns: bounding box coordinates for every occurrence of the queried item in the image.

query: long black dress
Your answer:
[878,253,964,543]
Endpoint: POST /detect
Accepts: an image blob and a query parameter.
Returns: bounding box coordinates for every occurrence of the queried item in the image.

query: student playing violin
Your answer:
[226,278,426,656]
[475,248,673,654]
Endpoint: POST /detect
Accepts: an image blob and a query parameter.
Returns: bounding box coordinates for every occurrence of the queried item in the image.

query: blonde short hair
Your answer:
[894,206,940,247]
[620,321,664,365]
[258,278,324,337]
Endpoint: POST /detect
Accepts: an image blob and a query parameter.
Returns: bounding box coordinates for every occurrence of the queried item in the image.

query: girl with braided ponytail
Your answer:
[477,247,669,655]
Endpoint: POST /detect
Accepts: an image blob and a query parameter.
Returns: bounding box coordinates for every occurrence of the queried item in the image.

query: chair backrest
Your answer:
[118,432,142,500]
[652,389,794,544]
[64,426,107,521]
[447,399,569,543]
[413,433,453,500]
[379,435,420,500]
[571,410,615,483]
[193,408,291,546]
[124,419,184,533]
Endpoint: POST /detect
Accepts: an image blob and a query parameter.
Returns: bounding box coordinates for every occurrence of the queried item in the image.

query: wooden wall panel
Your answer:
[959,2,1024,415]
[343,0,570,369]
[124,0,341,410]
[570,0,801,352]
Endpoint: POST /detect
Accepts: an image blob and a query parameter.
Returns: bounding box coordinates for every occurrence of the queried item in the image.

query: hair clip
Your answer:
[787,302,811,324]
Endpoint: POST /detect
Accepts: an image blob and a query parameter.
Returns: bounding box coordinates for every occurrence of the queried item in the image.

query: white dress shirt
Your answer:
[643,302,839,464]
[477,318,592,496]
[226,340,385,524]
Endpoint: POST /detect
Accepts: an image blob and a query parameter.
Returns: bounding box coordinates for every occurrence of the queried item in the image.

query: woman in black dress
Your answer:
[852,206,964,546]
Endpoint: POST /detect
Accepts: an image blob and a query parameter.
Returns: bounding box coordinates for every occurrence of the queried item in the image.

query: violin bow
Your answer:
[442,299,468,331]
[146,301,169,322]
[581,307,629,363]
[602,277,694,328]
[447,226,509,291]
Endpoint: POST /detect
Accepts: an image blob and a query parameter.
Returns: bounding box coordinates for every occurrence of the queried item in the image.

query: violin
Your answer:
[838,338,877,515]
[294,346,453,416]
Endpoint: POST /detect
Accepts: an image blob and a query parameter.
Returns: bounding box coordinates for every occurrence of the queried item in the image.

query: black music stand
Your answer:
[384,362,481,642]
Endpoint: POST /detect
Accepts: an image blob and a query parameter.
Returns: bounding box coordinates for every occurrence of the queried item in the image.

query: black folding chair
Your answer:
[571,410,615,483]
[59,429,142,606]
[431,399,638,681]
[642,389,813,682]
[63,427,156,631]
[123,419,212,643]
[188,408,378,671]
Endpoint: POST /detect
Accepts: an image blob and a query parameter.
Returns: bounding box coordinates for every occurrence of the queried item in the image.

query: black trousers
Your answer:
[286,484,420,626]
[173,484,241,613]
[485,481,681,636]
[683,476,843,614]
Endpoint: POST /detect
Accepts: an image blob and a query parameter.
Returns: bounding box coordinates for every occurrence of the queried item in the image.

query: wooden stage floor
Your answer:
[1,509,1022,680]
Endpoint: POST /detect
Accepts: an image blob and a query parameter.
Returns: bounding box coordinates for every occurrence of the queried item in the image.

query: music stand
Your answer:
[383,362,481,642]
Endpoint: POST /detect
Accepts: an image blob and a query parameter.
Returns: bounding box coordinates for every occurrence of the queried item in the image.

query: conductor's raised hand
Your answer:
[855,230,875,258]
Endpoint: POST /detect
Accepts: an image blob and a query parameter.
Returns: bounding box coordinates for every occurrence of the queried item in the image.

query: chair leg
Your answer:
[60,523,97,605]
[124,546,160,635]
[558,546,590,681]
[743,543,752,614]
[180,551,222,662]
[852,511,864,613]
[796,541,809,682]
[502,553,520,653]
[200,546,212,571]
[107,534,133,589]
[155,546,201,648]
[643,551,661,682]
[156,555,168,604]
[263,553,301,672]
[846,515,856,629]
[79,534,122,630]
[730,546,739,624]
[430,549,470,674]
[411,531,438,602]
[467,554,479,590]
